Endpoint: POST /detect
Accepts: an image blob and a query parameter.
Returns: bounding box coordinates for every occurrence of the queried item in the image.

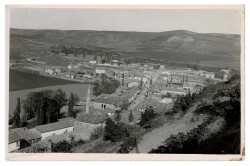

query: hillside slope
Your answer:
[9,28,241,69]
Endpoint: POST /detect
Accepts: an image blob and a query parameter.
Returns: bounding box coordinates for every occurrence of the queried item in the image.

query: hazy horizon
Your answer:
[10,8,242,34]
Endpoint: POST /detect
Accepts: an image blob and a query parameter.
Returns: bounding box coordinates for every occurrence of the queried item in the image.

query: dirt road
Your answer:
[131,103,205,153]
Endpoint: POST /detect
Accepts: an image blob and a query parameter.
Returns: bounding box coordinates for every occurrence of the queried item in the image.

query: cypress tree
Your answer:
[128,110,134,123]
[13,97,21,128]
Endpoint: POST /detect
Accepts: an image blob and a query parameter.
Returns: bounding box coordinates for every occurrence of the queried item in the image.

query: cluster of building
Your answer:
[8,85,142,152]
[9,53,233,152]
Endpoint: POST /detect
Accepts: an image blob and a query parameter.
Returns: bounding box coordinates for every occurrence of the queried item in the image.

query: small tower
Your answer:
[86,84,90,114]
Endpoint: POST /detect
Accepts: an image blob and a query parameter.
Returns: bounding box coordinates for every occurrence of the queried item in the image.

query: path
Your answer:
[131,103,205,153]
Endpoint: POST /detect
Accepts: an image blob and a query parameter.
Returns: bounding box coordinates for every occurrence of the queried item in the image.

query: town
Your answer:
[8,45,233,153]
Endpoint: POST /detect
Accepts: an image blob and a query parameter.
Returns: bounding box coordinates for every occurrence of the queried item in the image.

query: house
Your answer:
[8,131,21,152]
[92,87,140,110]
[45,69,55,75]
[33,117,75,140]
[128,81,139,88]
[161,71,171,75]
[160,98,173,104]
[68,64,73,69]
[160,65,165,69]
[8,127,42,152]
[160,88,188,96]
[55,68,62,73]
[220,69,230,74]
[89,60,97,65]
[134,97,168,113]
[223,74,228,82]
[95,68,106,74]
[205,72,215,78]
[91,94,120,110]
[182,83,194,91]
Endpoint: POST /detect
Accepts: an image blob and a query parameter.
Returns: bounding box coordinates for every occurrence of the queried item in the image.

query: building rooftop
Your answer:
[93,87,140,105]
[75,108,109,124]
[35,118,75,133]
[9,131,22,144]
[9,127,41,143]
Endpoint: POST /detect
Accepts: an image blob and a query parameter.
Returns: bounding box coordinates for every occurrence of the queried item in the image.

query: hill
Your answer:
[9,28,241,69]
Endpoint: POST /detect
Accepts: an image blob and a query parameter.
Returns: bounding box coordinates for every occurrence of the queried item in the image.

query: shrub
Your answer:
[51,140,72,153]
[139,106,156,126]
[90,127,105,140]
[117,137,137,153]
[104,118,128,142]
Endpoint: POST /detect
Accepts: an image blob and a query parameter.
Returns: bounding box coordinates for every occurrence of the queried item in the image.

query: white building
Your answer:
[160,98,173,104]
[223,74,228,82]
[68,65,73,69]
[205,72,215,78]
[33,118,75,140]
[95,69,106,74]
[8,128,41,152]
[161,71,171,75]
[45,69,55,75]
[128,81,139,88]
[89,60,97,65]
[8,132,21,152]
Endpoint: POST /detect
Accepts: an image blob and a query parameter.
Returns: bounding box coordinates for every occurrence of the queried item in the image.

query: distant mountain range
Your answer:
[9,28,241,69]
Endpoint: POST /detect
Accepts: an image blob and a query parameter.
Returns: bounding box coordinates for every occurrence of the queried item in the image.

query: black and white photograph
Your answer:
[5,5,244,160]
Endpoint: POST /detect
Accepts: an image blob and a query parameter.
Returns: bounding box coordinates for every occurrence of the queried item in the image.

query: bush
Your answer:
[117,137,137,153]
[52,140,72,153]
[90,127,105,140]
[104,118,128,142]
[139,106,156,126]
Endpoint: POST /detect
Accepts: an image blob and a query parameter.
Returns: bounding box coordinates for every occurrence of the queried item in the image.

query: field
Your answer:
[9,69,80,91]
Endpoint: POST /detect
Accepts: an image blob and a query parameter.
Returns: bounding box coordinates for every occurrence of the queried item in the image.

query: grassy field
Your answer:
[9,69,80,91]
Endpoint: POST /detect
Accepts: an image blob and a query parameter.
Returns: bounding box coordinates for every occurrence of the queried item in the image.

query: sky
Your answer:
[9,8,242,34]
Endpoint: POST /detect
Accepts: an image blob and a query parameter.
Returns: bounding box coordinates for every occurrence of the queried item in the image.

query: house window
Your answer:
[104,105,106,108]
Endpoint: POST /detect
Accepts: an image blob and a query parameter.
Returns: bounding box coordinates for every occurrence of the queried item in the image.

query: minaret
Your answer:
[86,84,90,114]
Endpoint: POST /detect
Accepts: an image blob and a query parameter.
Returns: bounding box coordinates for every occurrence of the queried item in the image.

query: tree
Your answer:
[114,111,121,122]
[120,100,129,111]
[139,106,156,126]
[93,77,120,96]
[22,89,67,126]
[51,140,72,153]
[104,118,127,142]
[13,98,21,128]
[128,110,134,123]
[122,73,125,86]
[68,93,79,117]
[21,111,28,127]
[150,78,153,85]
[139,77,143,90]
